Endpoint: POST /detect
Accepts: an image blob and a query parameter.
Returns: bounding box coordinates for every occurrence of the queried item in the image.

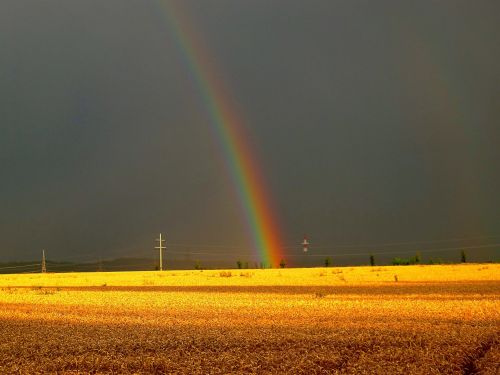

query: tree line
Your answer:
[230,249,471,269]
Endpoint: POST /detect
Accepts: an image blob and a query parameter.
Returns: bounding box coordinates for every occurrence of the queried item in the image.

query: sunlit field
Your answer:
[1,264,498,374]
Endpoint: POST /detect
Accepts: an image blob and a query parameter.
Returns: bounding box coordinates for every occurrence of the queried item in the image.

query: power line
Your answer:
[285,243,500,258]
[3,234,497,270]
[289,234,500,250]
[14,233,497,262]
[2,242,497,272]
[162,242,500,259]
[169,242,250,250]
[0,263,41,270]
[154,233,500,252]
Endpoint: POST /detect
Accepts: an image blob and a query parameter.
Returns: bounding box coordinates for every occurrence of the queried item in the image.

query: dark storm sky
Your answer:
[0,1,499,264]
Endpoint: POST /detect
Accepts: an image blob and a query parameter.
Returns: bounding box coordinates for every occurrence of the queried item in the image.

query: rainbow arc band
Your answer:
[160,1,284,267]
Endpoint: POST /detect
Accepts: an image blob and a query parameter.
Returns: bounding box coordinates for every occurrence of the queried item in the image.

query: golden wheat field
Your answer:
[0,264,498,374]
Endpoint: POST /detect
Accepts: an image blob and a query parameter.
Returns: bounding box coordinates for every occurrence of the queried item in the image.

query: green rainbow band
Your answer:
[158,1,284,266]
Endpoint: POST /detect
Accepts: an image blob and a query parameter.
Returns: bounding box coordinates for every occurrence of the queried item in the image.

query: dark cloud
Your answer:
[0,1,499,264]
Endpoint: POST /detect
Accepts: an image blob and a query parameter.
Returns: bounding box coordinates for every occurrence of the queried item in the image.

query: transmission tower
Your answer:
[302,235,309,252]
[41,249,47,273]
[155,233,166,271]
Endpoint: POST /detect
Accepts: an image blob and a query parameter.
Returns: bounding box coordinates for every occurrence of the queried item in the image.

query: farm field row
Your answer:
[0,264,498,374]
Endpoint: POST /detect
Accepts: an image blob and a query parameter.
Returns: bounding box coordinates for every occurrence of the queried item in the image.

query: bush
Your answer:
[392,257,409,266]
[392,253,422,266]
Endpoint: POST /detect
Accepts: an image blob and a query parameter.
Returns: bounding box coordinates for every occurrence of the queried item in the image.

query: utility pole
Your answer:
[155,233,166,271]
[41,249,47,273]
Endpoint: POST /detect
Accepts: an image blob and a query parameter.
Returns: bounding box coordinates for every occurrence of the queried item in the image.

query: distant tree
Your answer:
[244,261,249,269]
[259,262,264,269]
[236,260,243,269]
[461,250,467,263]
[415,252,421,264]
[369,254,375,267]
[392,257,411,266]
[279,259,286,268]
[324,257,332,267]
[194,261,202,270]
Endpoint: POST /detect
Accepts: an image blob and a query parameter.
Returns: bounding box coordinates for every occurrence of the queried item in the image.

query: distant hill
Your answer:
[0,258,155,274]
[0,257,240,274]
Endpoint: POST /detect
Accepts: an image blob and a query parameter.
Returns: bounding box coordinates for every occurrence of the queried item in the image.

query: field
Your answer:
[0,264,498,374]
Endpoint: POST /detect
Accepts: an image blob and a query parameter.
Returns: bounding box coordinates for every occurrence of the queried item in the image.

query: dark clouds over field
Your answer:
[0,1,499,264]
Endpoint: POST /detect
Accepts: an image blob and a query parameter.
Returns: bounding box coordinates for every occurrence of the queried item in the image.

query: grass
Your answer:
[0,264,498,373]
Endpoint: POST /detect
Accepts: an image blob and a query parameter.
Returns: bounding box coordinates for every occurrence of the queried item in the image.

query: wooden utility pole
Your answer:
[41,249,47,273]
[155,233,166,271]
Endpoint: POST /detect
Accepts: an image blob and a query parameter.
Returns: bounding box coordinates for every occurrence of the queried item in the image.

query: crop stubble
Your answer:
[0,265,498,374]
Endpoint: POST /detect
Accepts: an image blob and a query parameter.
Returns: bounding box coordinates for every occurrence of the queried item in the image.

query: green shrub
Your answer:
[392,253,422,266]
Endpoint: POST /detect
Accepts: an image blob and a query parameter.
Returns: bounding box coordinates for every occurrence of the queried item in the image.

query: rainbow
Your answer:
[396,17,484,237]
[157,1,284,266]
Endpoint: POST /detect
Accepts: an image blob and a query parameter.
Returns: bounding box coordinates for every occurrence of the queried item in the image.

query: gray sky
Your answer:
[0,0,499,265]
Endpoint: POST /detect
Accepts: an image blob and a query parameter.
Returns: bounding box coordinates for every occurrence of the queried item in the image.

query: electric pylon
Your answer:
[302,236,309,252]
